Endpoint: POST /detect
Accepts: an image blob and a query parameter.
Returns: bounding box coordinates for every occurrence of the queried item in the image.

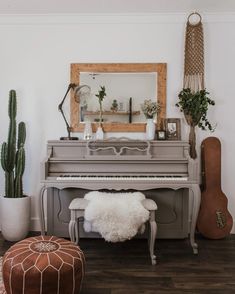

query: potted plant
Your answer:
[176,88,215,159]
[141,99,160,140]
[95,86,106,140]
[0,90,30,241]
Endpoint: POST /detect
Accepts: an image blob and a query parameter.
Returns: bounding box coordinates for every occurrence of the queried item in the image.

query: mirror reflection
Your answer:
[80,72,157,123]
[70,63,166,132]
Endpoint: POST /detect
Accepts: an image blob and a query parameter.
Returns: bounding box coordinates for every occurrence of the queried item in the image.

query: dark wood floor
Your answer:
[1,234,235,294]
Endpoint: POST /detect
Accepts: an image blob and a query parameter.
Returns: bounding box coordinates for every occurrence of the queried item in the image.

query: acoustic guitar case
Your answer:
[197,137,233,239]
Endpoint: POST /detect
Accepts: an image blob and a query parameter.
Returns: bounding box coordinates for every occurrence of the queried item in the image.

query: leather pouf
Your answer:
[2,236,85,294]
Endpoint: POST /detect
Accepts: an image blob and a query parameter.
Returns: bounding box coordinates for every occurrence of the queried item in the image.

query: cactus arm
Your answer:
[15,175,23,197]
[8,90,17,119]
[1,142,8,171]
[16,147,25,176]
[15,147,25,197]
[7,118,16,171]
[18,122,26,149]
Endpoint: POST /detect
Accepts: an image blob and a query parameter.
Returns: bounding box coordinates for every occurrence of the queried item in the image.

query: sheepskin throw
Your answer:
[84,191,149,242]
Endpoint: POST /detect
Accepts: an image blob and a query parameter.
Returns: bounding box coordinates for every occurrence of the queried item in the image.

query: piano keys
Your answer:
[39,139,201,254]
[56,175,189,181]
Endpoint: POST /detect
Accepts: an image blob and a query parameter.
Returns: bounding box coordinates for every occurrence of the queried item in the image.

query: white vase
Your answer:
[146,118,156,140]
[96,126,104,140]
[83,121,93,140]
[0,196,31,241]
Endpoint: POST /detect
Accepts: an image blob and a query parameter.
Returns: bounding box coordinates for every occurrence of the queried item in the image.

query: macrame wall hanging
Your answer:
[184,12,204,92]
[183,12,205,159]
[177,12,215,159]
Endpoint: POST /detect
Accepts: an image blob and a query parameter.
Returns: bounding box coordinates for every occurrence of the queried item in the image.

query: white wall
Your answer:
[0,13,235,232]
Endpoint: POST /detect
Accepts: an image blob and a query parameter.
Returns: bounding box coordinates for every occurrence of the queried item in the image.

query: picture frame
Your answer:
[156,130,166,140]
[165,118,181,140]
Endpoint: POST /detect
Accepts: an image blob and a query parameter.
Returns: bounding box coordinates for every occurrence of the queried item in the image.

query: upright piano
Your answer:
[40,139,201,254]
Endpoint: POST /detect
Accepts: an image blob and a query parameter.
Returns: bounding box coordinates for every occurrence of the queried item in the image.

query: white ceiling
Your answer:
[0,0,235,14]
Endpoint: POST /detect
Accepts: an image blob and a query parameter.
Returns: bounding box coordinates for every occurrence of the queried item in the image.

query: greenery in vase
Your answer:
[1,90,26,198]
[95,86,106,126]
[176,88,215,130]
[141,99,160,119]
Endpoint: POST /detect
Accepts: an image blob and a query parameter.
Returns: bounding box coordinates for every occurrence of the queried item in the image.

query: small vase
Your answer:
[146,118,155,140]
[96,126,104,140]
[83,121,93,140]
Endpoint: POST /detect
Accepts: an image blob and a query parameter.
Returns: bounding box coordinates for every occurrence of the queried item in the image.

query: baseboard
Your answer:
[31,218,235,234]
[30,217,45,232]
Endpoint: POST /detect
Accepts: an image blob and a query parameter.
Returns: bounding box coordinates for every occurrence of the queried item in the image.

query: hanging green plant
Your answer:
[176,88,215,158]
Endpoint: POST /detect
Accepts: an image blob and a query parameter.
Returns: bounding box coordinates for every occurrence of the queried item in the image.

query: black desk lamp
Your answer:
[58,83,91,140]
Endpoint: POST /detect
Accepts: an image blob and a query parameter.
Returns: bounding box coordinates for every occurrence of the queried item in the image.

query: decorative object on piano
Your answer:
[141,99,160,140]
[110,99,118,112]
[176,88,215,157]
[95,126,104,140]
[156,130,166,140]
[95,85,106,140]
[197,137,233,239]
[70,63,167,132]
[141,99,160,119]
[0,90,30,241]
[156,118,166,140]
[58,83,91,140]
[83,121,93,140]
[164,118,181,140]
[145,119,156,140]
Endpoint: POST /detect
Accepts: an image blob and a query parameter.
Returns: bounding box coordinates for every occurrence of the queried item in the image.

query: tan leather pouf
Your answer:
[2,235,85,294]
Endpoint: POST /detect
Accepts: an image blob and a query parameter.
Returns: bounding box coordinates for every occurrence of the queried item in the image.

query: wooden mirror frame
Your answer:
[70,63,167,132]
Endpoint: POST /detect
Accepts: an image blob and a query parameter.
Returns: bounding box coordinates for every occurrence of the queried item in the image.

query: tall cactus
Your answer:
[1,90,26,198]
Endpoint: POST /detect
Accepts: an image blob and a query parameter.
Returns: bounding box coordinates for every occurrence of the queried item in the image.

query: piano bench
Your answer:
[68,197,157,265]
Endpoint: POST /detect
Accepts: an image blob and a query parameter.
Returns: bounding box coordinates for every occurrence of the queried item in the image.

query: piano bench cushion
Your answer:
[2,235,85,294]
[69,197,157,212]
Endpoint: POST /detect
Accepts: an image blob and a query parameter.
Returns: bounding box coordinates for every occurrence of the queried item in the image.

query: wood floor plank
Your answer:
[1,233,235,293]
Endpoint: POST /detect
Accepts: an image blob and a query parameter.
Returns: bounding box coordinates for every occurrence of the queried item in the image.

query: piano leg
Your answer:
[39,186,47,236]
[190,184,201,254]
[148,210,157,265]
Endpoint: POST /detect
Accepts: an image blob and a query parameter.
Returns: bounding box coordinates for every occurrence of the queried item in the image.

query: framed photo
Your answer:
[165,118,181,140]
[156,130,166,140]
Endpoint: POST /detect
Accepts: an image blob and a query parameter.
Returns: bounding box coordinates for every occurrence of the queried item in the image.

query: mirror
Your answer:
[70,63,167,132]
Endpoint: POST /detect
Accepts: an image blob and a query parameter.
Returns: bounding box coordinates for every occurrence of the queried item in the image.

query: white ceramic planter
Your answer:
[0,196,31,241]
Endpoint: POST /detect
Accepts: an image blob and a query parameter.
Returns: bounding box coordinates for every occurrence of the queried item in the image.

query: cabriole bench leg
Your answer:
[69,211,76,243]
[69,220,76,243]
[149,210,157,265]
